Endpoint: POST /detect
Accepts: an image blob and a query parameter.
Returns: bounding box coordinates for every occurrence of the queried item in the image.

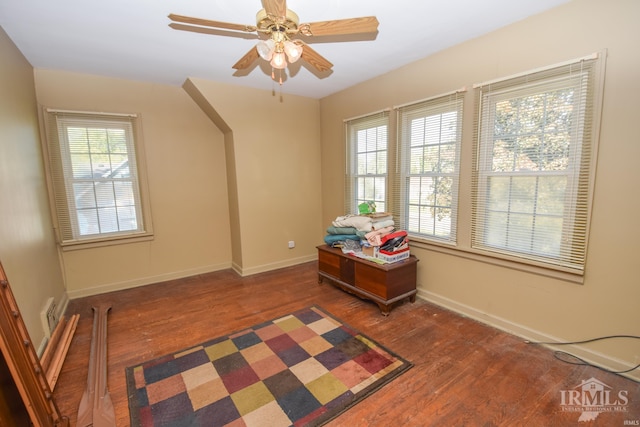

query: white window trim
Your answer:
[475,80,585,264]
[344,110,390,215]
[341,53,605,282]
[396,89,465,245]
[40,108,154,249]
[470,52,605,274]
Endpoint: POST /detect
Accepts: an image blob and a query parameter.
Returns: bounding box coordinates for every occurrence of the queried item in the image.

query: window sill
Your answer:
[408,238,585,285]
[60,232,154,251]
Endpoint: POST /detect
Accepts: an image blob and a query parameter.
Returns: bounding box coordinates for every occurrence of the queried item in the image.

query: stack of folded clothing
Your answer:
[324,213,396,248]
[323,224,366,247]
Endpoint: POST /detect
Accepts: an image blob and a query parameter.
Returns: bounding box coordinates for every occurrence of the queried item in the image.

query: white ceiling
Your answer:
[0,0,569,99]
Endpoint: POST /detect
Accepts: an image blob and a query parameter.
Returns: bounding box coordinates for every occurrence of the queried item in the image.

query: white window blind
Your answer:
[396,91,464,244]
[345,111,389,214]
[472,54,602,272]
[43,109,152,245]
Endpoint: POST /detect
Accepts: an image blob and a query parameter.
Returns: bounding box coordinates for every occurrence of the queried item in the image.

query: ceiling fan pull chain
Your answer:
[271,68,276,97]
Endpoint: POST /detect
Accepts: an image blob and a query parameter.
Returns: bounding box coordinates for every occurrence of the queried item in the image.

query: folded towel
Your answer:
[332,215,373,232]
[371,219,394,230]
[323,234,361,245]
[326,226,358,235]
[364,226,395,246]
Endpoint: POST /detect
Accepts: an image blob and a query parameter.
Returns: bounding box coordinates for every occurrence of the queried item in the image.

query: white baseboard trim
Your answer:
[66,262,232,299]
[56,293,69,323]
[230,261,242,276]
[65,255,318,299]
[233,255,317,277]
[417,288,640,383]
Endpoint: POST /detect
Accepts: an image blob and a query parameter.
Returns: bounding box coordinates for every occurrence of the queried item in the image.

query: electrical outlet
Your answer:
[288,240,295,249]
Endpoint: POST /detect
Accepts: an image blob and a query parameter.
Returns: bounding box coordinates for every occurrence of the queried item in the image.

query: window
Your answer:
[42,110,153,246]
[396,92,464,244]
[345,111,389,214]
[472,55,602,272]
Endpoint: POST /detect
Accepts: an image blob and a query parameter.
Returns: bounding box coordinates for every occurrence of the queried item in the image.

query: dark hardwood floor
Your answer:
[53,261,639,426]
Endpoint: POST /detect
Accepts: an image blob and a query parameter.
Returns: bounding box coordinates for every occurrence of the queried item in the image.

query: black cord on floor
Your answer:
[524,335,640,375]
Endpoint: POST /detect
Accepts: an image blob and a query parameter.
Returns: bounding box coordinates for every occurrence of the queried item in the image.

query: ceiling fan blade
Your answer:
[300,16,379,37]
[168,13,256,33]
[169,23,259,40]
[299,43,333,73]
[232,46,260,70]
[261,0,287,18]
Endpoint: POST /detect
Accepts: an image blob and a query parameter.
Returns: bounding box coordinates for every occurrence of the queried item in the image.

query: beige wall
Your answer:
[320,0,640,380]
[34,70,232,298]
[31,70,324,294]
[0,27,66,348]
[185,78,324,275]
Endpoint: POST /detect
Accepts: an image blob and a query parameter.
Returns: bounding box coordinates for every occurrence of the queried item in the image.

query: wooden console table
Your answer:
[317,245,418,315]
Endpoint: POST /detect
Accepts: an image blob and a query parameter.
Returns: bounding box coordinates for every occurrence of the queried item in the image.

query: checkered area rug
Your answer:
[126,306,412,427]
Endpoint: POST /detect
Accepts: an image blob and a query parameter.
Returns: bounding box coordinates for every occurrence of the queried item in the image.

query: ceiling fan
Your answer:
[168,0,379,80]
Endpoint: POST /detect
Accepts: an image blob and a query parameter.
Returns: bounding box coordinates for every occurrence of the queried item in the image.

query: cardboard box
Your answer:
[376,247,410,263]
[362,245,375,258]
[361,245,410,263]
[361,230,410,263]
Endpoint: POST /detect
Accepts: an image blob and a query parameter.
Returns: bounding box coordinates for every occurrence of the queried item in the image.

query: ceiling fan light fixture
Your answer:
[257,39,275,60]
[270,51,287,69]
[284,40,303,63]
[169,3,379,84]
